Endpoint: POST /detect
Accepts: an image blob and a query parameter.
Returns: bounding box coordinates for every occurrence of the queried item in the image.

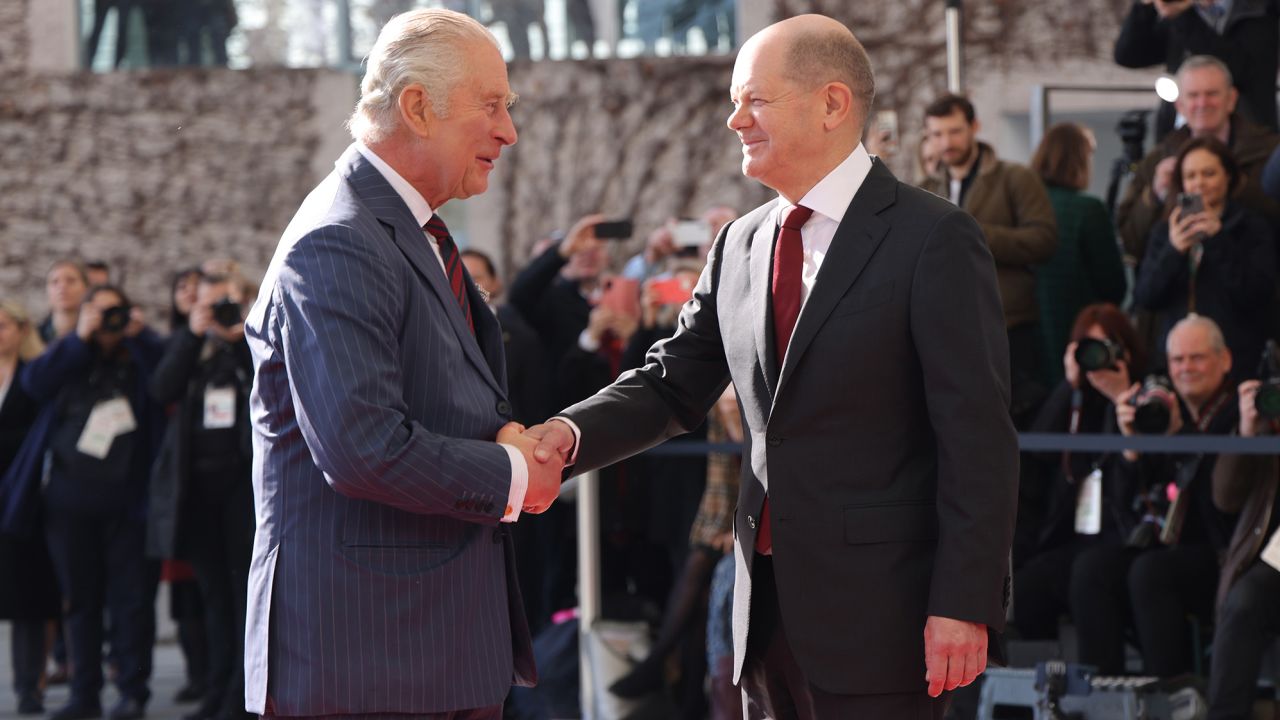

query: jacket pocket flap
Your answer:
[843,501,938,545]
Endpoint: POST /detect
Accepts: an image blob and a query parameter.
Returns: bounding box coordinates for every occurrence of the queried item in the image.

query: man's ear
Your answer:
[399,83,436,139]
[822,81,854,132]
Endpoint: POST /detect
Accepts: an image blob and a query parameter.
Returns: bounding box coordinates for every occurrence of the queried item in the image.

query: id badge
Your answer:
[203,386,236,429]
[1074,468,1103,536]
[76,397,136,460]
[1262,527,1280,574]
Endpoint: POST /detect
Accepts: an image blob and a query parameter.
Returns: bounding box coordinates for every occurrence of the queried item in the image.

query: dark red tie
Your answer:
[757,203,813,555]
[424,214,475,335]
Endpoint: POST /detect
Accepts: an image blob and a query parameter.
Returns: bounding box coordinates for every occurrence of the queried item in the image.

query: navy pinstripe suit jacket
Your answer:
[244,145,536,716]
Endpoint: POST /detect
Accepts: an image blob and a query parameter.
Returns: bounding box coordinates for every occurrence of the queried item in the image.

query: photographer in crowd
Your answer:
[148,271,255,720]
[9,285,165,720]
[1133,136,1277,373]
[1116,56,1280,265]
[1114,0,1279,133]
[1205,376,1280,719]
[1012,304,1149,641]
[1072,315,1240,676]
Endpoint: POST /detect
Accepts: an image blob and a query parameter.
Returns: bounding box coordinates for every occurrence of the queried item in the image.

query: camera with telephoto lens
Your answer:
[1130,374,1177,434]
[1255,340,1280,419]
[100,304,131,333]
[212,298,243,328]
[1074,337,1123,372]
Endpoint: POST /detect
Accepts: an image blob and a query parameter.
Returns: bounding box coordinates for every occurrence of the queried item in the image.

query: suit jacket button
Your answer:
[747,515,757,529]
[497,400,512,416]
[766,435,782,447]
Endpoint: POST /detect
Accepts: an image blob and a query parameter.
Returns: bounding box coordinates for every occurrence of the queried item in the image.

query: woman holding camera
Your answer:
[12,285,164,720]
[1012,303,1148,642]
[1133,136,1277,372]
[148,272,255,720]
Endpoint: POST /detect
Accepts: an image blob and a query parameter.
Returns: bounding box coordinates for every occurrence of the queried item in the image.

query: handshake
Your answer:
[496,419,578,515]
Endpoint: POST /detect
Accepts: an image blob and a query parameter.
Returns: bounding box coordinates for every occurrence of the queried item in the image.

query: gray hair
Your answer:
[1176,55,1234,90]
[1168,313,1227,354]
[348,9,501,143]
[784,28,875,118]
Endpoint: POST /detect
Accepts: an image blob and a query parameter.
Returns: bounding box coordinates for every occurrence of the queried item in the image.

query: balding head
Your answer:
[728,15,873,200]
[743,15,874,123]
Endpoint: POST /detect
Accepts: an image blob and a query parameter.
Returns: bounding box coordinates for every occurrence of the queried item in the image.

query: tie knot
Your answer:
[781,204,813,232]
[424,214,450,241]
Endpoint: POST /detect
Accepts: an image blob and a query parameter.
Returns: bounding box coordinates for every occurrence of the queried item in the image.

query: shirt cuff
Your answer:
[549,416,582,465]
[500,443,528,523]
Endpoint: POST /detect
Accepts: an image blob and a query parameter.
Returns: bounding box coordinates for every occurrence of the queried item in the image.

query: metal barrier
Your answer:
[571,432,1280,718]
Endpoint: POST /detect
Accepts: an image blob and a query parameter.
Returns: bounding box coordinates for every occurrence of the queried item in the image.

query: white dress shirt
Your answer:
[555,144,875,460]
[354,143,529,521]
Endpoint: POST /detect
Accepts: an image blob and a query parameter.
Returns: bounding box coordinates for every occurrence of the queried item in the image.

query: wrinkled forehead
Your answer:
[1178,67,1231,94]
[730,38,787,94]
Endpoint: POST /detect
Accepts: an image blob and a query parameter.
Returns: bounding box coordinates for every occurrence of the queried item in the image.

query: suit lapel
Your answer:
[340,147,506,398]
[774,161,896,401]
[749,215,781,399]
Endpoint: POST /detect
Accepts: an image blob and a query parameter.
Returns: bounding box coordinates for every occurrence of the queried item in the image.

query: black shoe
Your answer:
[105,697,144,720]
[174,684,205,704]
[17,693,44,715]
[48,700,102,720]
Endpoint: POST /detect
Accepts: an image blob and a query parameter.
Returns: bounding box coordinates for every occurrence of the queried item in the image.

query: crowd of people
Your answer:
[7,2,1280,720]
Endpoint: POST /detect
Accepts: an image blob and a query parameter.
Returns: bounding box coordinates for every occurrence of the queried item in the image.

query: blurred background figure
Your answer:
[1029,123,1127,388]
[39,260,89,344]
[0,300,59,716]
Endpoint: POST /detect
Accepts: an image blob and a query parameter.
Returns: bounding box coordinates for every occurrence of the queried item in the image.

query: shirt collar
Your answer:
[353,141,436,228]
[776,143,874,225]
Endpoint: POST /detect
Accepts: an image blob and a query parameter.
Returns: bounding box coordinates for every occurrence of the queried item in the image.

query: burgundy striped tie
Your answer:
[423,214,475,335]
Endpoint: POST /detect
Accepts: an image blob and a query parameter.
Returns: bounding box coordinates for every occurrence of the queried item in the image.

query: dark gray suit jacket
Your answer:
[562,159,1019,695]
[244,146,535,715]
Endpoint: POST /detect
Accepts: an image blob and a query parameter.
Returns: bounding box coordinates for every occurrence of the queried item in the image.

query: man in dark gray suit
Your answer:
[244,9,563,718]
[525,14,1019,718]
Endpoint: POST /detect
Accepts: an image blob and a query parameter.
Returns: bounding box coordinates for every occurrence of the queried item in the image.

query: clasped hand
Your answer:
[495,420,576,515]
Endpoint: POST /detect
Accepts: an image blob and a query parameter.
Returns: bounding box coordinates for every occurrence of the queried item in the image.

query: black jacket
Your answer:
[146,328,253,558]
[1114,0,1279,132]
[1133,202,1277,374]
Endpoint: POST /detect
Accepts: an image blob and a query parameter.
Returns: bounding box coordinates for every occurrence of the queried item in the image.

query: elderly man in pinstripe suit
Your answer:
[243,9,564,719]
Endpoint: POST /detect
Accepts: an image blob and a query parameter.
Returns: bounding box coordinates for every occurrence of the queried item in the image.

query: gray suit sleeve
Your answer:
[911,209,1019,631]
[272,223,512,521]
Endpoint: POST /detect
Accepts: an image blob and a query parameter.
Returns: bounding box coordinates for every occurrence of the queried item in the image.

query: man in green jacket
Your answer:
[920,93,1058,422]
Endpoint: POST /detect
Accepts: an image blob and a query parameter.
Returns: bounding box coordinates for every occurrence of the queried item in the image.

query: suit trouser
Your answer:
[1208,560,1280,719]
[10,619,46,700]
[185,474,255,718]
[741,554,949,720]
[44,506,154,705]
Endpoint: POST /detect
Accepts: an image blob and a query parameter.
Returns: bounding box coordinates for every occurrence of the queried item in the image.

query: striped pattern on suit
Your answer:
[244,145,535,716]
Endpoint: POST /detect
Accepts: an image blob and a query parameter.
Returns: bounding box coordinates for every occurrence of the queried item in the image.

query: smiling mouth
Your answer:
[477,157,496,168]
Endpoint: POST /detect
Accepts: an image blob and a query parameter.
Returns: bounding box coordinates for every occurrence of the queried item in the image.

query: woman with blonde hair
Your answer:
[0,300,59,715]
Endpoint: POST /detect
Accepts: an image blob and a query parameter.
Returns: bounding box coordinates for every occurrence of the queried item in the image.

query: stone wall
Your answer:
[0,66,328,323]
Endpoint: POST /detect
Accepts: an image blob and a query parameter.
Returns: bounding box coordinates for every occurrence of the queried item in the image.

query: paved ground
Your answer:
[0,585,193,720]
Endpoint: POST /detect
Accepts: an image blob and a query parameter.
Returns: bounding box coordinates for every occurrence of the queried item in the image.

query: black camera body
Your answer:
[100,304,131,333]
[1074,337,1122,372]
[1131,375,1177,435]
[1255,340,1280,419]
[212,298,243,328]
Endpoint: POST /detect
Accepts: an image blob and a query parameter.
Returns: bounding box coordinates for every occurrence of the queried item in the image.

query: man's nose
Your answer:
[727,103,749,131]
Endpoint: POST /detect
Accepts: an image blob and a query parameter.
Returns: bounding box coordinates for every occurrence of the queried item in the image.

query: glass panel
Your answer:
[79,0,737,71]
